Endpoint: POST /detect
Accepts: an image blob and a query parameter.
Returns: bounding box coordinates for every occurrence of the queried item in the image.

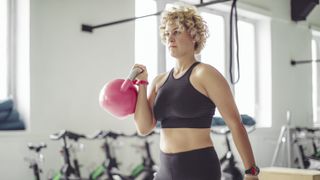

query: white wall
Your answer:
[1,0,320,179]
[1,0,140,179]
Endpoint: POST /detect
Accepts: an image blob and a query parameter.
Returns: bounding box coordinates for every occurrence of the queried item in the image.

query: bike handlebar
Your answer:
[87,130,131,139]
[87,130,159,140]
[27,142,47,153]
[49,130,87,141]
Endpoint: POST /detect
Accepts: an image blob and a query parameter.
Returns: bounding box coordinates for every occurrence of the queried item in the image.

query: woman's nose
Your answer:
[168,34,175,42]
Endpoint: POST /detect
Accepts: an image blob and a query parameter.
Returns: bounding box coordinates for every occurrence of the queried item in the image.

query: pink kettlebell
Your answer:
[99,68,143,118]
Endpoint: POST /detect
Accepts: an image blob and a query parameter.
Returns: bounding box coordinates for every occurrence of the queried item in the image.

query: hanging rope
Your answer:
[229,0,240,84]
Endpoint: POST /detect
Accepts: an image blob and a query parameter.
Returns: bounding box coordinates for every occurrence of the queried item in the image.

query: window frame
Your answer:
[0,0,9,99]
[312,30,320,126]
[1,0,17,100]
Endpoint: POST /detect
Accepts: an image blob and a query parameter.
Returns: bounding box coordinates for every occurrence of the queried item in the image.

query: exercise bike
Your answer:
[87,130,158,180]
[128,131,158,180]
[211,115,256,180]
[24,142,47,180]
[49,130,87,180]
[87,130,132,180]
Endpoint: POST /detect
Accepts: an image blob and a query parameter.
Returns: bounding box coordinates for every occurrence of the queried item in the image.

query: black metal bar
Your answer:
[291,59,320,66]
[82,11,162,33]
[81,0,232,33]
[195,0,232,8]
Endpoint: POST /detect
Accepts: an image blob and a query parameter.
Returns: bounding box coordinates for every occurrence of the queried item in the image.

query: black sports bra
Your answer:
[153,62,216,128]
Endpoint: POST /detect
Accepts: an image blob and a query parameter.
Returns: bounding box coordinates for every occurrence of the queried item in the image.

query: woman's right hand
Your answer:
[132,64,148,81]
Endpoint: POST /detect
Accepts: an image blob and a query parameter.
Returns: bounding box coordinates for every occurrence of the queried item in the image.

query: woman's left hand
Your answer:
[244,174,259,180]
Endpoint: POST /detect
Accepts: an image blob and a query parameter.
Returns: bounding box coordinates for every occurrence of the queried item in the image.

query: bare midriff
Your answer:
[160,128,214,153]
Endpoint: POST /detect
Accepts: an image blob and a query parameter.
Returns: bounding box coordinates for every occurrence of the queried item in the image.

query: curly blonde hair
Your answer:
[159,3,209,54]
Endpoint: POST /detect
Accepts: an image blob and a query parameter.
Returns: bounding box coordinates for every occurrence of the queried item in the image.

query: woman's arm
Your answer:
[133,65,167,135]
[196,64,256,170]
[134,78,157,136]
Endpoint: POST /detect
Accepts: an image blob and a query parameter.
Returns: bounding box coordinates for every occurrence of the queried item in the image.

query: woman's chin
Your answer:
[170,51,178,58]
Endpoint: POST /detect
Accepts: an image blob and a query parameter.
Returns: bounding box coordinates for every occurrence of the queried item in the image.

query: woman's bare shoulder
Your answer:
[194,62,224,80]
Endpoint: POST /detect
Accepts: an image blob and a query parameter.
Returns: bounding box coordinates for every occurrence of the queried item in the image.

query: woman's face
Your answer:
[164,22,195,58]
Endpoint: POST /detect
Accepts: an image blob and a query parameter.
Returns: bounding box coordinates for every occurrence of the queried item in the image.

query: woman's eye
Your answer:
[174,30,182,36]
[164,30,180,38]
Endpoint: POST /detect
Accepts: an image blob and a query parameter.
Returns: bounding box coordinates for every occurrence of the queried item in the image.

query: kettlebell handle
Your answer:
[120,67,143,92]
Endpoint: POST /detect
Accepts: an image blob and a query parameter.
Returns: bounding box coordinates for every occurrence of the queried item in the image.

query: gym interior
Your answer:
[1,0,320,179]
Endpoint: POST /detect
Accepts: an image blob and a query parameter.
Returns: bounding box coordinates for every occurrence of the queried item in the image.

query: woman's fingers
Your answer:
[133,64,147,72]
[132,64,148,80]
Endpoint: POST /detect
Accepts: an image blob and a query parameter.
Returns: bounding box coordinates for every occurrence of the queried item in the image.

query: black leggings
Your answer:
[154,146,221,180]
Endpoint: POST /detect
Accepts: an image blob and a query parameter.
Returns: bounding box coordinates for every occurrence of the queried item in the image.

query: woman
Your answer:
[133,3,259,180]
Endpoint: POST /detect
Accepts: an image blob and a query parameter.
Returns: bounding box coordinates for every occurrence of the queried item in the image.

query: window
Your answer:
[200,12,225,75]
[233,20,256,118]
[135,0,158,93]
[0,0,29,130]
[312,31,320,126]
[0,0,9,99]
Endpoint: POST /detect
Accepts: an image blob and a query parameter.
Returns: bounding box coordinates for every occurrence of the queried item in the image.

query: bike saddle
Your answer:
[27,142,47,153]
[50,130,86,141]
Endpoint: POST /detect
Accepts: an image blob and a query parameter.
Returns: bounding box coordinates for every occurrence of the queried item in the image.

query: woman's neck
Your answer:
[174,56,197,73]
